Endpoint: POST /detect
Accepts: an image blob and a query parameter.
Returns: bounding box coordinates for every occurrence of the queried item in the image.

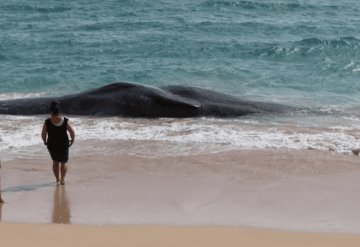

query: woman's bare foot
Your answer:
[60,179,65,185]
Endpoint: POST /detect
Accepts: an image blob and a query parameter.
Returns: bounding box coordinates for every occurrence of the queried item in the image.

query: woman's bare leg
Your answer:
[0,163,4,203]
[0,185,3,203]
[60,162,68,185]
[0,179,3,203]
[53,161,60,185]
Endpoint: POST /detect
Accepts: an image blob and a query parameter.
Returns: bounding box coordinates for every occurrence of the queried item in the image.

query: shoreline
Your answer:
[1,114,360,157]
[1,143,360,232]
[1,142,360,246]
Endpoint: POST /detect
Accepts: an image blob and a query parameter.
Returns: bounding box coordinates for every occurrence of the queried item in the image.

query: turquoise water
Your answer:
[3,2,360,231]
[1,0,360,109]
[1,1,360,159]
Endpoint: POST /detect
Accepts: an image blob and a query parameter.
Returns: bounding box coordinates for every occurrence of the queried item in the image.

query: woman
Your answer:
[0,162,3,203]
[42,101,75,185]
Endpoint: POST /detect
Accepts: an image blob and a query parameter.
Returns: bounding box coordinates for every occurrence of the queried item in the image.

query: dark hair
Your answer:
[49,101,61,115]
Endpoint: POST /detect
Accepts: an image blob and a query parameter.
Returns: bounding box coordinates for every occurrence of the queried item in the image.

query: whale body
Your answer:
[0,82,296,117]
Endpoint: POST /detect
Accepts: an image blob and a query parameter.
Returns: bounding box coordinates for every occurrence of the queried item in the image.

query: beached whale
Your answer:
[0,82,296,117]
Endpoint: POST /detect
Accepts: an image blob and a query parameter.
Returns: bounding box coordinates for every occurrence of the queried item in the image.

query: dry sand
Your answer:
[1,223,360,247]
[1,141,360,245]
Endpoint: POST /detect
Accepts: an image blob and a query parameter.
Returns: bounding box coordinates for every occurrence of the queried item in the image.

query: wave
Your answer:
[200,0,357,12]
[77,20,161,32]
[247,36,360,59]
[1,116,359,155]
[3,4,71,13]
[200,0,302,10]
[0,92,48,101]
[158,36,360,61]
[121,33,360,60]
[298,36,360,48]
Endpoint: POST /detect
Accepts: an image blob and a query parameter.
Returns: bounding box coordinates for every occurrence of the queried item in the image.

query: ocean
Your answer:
[1,0,360,156]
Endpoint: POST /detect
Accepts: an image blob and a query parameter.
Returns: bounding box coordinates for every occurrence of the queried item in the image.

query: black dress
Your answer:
[46,117,70,162]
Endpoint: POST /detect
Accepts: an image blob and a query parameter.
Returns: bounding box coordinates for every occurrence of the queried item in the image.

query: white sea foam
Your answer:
[0,115,359,156]
[0,92,48,100]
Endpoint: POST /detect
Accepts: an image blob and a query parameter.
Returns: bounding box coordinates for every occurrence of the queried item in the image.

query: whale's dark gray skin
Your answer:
[0,82,296,117]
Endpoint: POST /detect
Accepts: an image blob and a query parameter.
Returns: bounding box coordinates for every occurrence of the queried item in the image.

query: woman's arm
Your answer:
[41,122,47,145]
[67,122,75,146]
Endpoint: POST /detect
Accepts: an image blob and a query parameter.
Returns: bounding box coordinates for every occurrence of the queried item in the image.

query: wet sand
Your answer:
[1,140,360,245]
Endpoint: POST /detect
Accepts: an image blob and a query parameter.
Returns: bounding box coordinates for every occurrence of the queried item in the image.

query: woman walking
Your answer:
[42,101,75,185]
[0,162,3,204]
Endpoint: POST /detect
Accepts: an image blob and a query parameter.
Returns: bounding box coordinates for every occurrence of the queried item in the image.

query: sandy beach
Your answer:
[1,223,360,247]
[1,140,360,245]
[2,0,360,245]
